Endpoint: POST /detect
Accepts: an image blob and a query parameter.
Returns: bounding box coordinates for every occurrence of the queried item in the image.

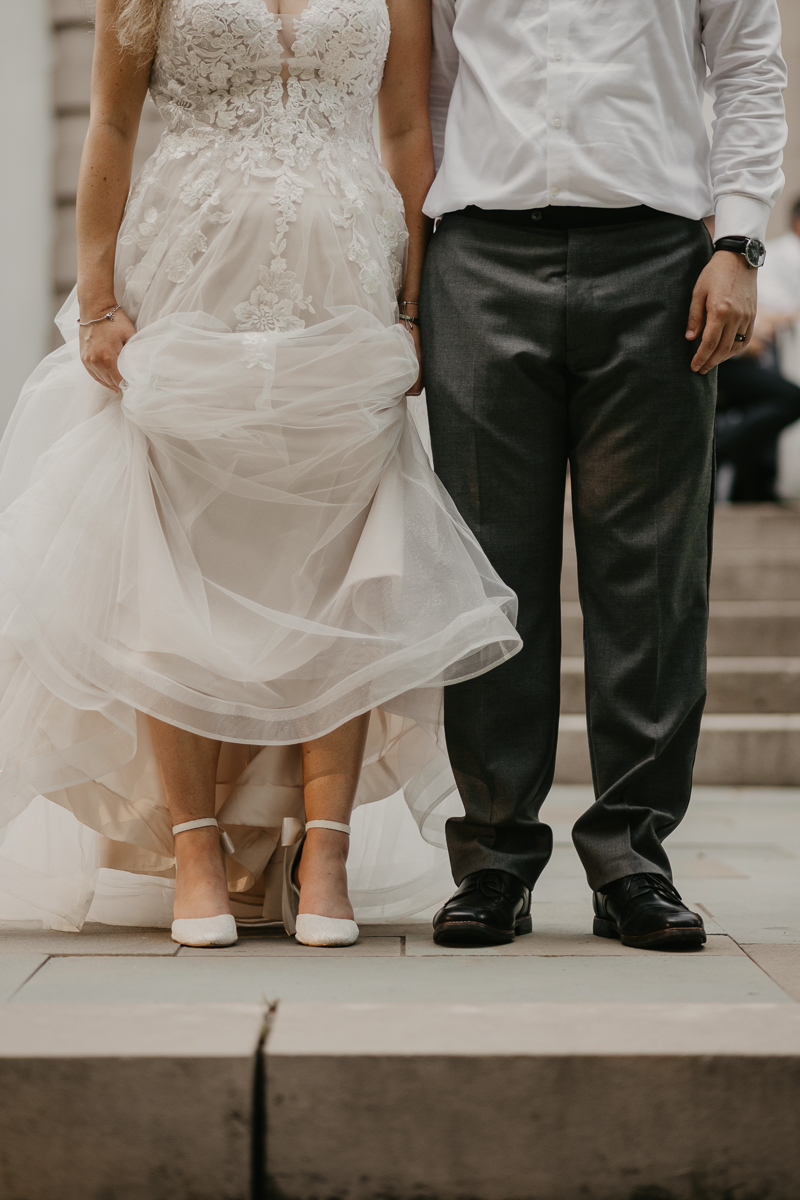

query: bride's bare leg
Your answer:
[147,716,231,921]
[298,713,370,920]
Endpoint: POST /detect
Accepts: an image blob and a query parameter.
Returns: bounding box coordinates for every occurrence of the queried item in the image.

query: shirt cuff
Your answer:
[714,195,772,243]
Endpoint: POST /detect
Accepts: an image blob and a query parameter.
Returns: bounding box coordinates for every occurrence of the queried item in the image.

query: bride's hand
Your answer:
[406,322,423,397]
[79,306,137,394]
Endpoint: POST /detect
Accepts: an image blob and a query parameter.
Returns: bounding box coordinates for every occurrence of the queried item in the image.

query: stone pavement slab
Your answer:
[0,955,46,1002]
[178,935,402,957]
[10,951,792,1005]
[404,930,744,956]
[681,886,800,943]
[0,923,179,956]
[741,944,800,1000]
[0,1004,263,1200]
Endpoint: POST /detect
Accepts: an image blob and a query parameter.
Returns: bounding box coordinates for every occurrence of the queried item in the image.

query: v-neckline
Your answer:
[265,0,320,29]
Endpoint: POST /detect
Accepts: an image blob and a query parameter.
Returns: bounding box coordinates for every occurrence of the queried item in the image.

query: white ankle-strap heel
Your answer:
[171,818,238,948]
[289,821,359,947]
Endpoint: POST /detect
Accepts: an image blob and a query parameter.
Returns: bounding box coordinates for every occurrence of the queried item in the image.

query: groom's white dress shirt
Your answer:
[424,0,787,241]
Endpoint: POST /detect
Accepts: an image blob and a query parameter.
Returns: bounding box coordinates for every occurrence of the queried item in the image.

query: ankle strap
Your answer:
[305,820,351,835]
[173,819,220,835]
[172,818,234,855]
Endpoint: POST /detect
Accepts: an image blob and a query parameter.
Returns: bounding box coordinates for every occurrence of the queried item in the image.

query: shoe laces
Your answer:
[631,873,684,905]
[465,869,514,898]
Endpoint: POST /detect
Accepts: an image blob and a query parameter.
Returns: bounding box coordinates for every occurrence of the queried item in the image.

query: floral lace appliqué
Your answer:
[234,254,315,333]
[119,206,167,253]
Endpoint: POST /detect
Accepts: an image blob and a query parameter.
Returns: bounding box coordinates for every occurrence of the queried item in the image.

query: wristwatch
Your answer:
[713,236,767,269]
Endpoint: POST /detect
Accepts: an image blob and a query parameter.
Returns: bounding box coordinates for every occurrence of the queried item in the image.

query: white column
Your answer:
[0,0,53,433]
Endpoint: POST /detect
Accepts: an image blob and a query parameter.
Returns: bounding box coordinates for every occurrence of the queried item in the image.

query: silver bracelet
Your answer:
[400,299,420,329]
[77,305,121,327]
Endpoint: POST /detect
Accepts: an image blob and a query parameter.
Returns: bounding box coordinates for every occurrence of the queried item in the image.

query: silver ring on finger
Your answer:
[734,334,747,343]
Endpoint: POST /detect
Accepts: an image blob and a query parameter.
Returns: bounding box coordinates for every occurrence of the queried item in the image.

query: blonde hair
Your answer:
[114,0,166,58]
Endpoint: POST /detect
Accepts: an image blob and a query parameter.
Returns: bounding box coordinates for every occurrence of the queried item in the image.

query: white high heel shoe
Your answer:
[170,818,238,948]
[285,820,359,947]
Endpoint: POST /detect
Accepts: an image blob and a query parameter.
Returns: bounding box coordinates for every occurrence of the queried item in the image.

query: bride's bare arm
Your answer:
[76,0,153,392]
[379,0,434,394]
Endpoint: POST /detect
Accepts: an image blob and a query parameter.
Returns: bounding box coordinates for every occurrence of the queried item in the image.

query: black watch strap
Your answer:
[714,236,766,268]
[715,236,749,252]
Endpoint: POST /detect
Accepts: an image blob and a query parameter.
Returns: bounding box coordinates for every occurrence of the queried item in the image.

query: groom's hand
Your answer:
[686,251,757,375]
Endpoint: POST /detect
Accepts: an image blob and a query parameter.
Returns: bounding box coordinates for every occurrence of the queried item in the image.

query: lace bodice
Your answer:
[150,0,388,166]
[121,0,406,336]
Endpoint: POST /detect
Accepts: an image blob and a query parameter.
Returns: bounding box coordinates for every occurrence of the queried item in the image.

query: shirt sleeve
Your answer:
[429,0,458,170]
[702,0,788,242]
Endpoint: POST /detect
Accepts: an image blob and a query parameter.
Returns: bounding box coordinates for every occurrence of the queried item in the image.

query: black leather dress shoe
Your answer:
[433,869,532,946]
[593,873,706,950]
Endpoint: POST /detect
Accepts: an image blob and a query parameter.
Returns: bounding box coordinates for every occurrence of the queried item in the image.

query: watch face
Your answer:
[745,239,767,268]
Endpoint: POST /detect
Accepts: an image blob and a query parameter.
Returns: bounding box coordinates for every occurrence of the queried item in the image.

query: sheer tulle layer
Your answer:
[0,300,520,929]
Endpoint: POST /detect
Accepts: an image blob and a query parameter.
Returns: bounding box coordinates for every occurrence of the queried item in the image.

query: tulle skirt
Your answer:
[0,150,521,931]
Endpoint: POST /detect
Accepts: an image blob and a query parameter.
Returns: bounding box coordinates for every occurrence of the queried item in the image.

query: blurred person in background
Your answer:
[719,204,800,502]
[716,321,800,502]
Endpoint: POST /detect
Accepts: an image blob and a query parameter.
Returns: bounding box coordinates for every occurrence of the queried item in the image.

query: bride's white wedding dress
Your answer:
[0,0,520,931]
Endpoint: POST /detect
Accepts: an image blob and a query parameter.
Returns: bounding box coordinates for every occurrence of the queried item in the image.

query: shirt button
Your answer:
[553,118,562,128]
[551,186,560,197]
[554,50,563,61]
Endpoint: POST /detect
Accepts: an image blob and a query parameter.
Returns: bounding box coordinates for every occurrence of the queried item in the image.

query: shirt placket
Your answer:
[545,0,571,204]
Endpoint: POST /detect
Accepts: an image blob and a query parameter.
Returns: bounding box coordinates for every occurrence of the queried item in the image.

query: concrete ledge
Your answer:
[265,1002,800,1200]
[0,1004,265,1200]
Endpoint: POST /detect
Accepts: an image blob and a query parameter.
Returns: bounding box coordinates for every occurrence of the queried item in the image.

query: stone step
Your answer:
[561,547,800,601]
[6,997,800,1200]
[555,713,800,786]
[0,1003,264,1200]
[562,600,800,657]
[562,502,800,549]
[703,601,800,657]
[560,503,800,602]
[560,656,800,714]
[709,549,800,601]
[265,1001,800,1200]
[708,502,800,548]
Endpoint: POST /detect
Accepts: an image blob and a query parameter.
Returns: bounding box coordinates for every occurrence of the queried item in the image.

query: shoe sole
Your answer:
[433,915,533,948]
[593,916,707,950]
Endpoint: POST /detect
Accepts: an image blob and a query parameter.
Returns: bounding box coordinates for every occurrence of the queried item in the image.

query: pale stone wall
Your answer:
[0,1,52,428]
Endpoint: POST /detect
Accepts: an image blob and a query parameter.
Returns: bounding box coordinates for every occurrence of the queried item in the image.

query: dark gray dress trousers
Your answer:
[420,211,717,891]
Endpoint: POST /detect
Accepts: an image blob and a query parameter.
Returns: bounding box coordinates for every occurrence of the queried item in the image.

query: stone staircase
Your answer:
[556,502,800,786]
